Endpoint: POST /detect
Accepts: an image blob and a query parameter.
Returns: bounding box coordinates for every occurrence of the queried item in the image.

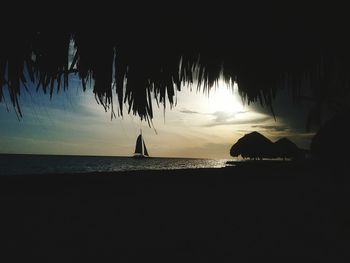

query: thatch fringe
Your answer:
[1,7,350,121]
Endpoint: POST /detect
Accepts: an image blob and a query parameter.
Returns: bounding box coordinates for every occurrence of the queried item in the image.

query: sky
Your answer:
[0,76,315,159]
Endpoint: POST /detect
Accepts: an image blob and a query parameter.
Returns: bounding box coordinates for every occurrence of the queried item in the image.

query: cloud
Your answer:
[203,111,271,127]
[180,108,249,115]
[251,124,289,132]
[179,109,201,114]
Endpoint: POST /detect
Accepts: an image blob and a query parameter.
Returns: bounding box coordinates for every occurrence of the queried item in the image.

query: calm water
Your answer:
[0,154,230,176]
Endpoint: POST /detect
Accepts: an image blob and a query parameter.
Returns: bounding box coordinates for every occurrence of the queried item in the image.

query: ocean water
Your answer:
[0,154,230,176]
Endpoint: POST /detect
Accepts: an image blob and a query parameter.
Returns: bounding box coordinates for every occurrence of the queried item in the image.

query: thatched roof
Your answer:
[274,138,303,159]
[1,3,350,120]
[230,131,275,159]
[231,133,306,159]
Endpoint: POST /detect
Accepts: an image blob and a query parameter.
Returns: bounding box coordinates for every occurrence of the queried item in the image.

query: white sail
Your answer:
[134,134,143,155]
[133,133,150,157]
[143,140,149,156]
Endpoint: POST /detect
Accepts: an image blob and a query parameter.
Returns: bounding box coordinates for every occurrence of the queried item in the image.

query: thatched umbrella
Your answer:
[274,138,303,160]
[230,132,275,160]
[1,4,350,121]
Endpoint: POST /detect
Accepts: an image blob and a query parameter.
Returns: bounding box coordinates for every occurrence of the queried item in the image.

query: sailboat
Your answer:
[133,131,150,158]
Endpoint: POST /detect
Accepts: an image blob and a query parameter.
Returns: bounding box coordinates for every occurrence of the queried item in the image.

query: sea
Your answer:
[0,154,230,176]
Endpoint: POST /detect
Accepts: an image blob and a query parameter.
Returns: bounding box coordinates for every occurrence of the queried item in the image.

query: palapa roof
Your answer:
[274,138,302,158]
[230,131,275,158]
[231,133,304,159]
[1,3,349,120]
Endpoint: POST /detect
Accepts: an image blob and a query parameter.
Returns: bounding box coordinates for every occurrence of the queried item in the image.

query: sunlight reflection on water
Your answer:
[0,154,231,176]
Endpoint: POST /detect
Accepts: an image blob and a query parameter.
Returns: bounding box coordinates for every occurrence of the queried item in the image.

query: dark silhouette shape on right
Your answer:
[311,110,350,164]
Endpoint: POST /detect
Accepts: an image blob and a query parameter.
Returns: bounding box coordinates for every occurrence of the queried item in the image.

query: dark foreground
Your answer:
[0,161,348,262]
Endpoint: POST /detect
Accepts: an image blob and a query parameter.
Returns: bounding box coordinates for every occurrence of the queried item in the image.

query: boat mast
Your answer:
[140,128,144,155]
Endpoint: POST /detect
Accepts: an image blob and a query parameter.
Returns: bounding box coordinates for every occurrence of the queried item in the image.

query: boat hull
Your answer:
[133,154,149,158]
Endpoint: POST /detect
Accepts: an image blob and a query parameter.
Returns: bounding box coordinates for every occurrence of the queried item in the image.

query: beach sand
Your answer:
[0,161,348,262]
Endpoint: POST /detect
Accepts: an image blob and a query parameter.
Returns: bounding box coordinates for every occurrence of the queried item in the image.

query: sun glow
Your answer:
[206,81,245,114]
